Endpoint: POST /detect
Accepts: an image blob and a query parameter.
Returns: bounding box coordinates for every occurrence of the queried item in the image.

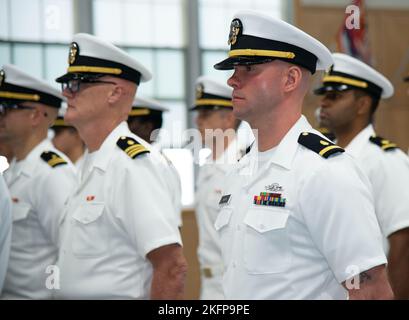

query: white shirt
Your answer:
[151,142,182,227]
[56,122,182,299]
[195,138,243,299]
[0,175,12,294]
[1,139,76,299]
[74,153,85,174]
[215,116,386,300]
[345,124,409,252]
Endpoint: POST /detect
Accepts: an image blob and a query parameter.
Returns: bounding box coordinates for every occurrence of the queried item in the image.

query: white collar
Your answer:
[16,138,54,177]
[241,115,313,171]
[202,137,243,173]
[84,121,132,173]
[345,124,375,157]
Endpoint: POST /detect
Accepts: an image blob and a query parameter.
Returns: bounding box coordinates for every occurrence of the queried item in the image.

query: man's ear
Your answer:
[283,66,302,93]
[356,94,372,116]
[30,106,44,126]
[107,85,124,104]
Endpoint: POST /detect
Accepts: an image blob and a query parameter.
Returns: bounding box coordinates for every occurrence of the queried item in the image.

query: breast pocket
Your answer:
[243,208,291,274]
[71,202,108,258]
[12,202,31,222]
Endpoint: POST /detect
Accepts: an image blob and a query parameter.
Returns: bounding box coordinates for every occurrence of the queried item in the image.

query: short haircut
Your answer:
[353,89,380,123]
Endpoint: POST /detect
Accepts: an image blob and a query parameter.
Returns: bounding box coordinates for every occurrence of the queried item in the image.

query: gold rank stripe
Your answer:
[229,49,296,59]
[53,119,68,127]
[0,91,40,101]
[125,145,147,157]
[382,143,397,150]
[319,145,342,156]
[323,76,368,88]
[67,66,122,75]
[195,99,233,107]
[48,158,66,166]
[129,108,151,116]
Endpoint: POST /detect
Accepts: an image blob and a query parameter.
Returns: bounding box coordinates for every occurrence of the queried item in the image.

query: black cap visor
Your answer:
[314,84,351,95]
[55,72,107,83]
[189,105,233,111]
[214,56,275,70]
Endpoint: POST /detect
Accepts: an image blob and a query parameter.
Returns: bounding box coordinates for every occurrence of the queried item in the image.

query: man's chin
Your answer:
[318,118,331,129]
[232,106,248,122]
[64,111,77,126]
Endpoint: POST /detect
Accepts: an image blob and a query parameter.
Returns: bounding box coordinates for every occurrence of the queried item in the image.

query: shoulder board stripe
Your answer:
[117,136,150,159]
[369,135,398,151]
[298,132,344,159]
[40,151,67,168]
[318,145,343,157]
[381,143,397,150]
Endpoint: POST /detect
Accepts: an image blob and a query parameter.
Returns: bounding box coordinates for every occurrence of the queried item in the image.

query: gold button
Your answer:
[320,140,330,146]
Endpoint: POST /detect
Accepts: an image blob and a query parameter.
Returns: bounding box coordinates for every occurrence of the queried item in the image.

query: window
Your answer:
[2,0,73,42]
[0,0,74,87]
[93,0,184,48]
[198,0,283,81]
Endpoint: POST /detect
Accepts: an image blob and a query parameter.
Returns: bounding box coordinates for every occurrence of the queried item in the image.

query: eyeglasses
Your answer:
[61,78,117,94]
[0,102,35,116]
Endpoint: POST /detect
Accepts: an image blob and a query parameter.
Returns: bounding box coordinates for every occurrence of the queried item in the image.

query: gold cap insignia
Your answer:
[68,42,79,65]
[0,70,5,87]
[196,83,204,99]
[228,19,242,46]
[325,64,334,77]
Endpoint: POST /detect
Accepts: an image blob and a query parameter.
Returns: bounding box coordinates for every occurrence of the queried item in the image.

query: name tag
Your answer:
[219,194,231,206]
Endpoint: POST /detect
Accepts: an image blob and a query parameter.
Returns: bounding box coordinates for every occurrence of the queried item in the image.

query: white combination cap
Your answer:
[191,75,233,111]
[129,95,169,117]
[214,10,333,74]
[56,33,152,85]
[0,64,63,108]
[314,53,394,99]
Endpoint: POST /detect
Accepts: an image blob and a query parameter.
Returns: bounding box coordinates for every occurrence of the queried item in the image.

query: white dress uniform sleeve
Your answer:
[32,167,76,245]
[298,157,387,284]
[110,158,182,257]
[0,175,12,292]
[366,150,409,237]
[169,165,182,227]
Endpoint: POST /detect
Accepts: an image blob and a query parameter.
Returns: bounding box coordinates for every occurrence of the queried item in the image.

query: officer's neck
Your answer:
[66,142,86,164]
[252,110,301,152]
[13,130,47,161]
[78,119,122,152]
[333,120,368,148]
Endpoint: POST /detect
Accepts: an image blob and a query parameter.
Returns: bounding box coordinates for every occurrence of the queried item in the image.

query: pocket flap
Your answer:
[244,208,289,233]
[72,203,105,225]
[214,208,233,231]
[12,202,31,222]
